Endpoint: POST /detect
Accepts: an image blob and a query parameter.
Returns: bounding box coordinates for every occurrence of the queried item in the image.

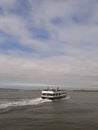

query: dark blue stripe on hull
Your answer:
[42,95,66,100]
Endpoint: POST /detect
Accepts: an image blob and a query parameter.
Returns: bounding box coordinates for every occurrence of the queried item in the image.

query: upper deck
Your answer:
[42,88,66,94]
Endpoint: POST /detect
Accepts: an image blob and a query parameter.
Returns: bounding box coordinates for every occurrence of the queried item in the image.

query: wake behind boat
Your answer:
[41,87,67,100]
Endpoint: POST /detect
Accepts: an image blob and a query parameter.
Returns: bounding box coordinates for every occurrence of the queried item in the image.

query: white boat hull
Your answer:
[41,95,66,100]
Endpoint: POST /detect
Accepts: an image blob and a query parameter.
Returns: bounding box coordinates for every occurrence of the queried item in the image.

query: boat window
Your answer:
[42,93,46,95]
[42,93,53,96]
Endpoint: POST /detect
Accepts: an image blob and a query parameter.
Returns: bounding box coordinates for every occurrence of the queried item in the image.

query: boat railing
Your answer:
[43,87,62,92]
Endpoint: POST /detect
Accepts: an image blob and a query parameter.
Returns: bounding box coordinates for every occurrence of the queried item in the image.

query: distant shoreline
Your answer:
[0,87,98,92]
[72,89,98,92]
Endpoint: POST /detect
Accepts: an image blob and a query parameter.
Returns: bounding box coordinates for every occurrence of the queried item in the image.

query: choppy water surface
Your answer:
[0,89,98,130]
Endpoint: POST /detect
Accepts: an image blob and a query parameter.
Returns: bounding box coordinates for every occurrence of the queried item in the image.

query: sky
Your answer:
[0,0,98,89]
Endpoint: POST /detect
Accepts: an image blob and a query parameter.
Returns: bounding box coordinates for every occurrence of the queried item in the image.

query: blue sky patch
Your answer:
[0,7,3,15]
[31,27,51,41]
[0,40,34,54]
[51,17,64,26]
[8,0,31,18]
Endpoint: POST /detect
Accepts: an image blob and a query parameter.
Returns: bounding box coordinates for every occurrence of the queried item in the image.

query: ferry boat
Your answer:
[41,87,67,100]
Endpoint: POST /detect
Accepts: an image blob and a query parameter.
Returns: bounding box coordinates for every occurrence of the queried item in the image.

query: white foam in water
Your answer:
[0,96,70,109]
[0,98,50,109]
[65,96,70,100]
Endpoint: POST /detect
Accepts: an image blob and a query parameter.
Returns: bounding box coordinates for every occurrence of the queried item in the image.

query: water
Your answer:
[0,89,98,130]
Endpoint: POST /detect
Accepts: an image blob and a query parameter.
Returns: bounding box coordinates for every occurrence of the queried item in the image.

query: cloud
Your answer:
[0,52,98,88]
[0,0,98,88]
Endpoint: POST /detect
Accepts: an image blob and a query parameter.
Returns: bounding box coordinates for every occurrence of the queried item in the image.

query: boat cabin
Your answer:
[41,88,66,100]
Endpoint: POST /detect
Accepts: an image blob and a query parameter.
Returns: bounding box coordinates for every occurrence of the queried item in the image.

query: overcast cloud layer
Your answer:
[0,0,98,89]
